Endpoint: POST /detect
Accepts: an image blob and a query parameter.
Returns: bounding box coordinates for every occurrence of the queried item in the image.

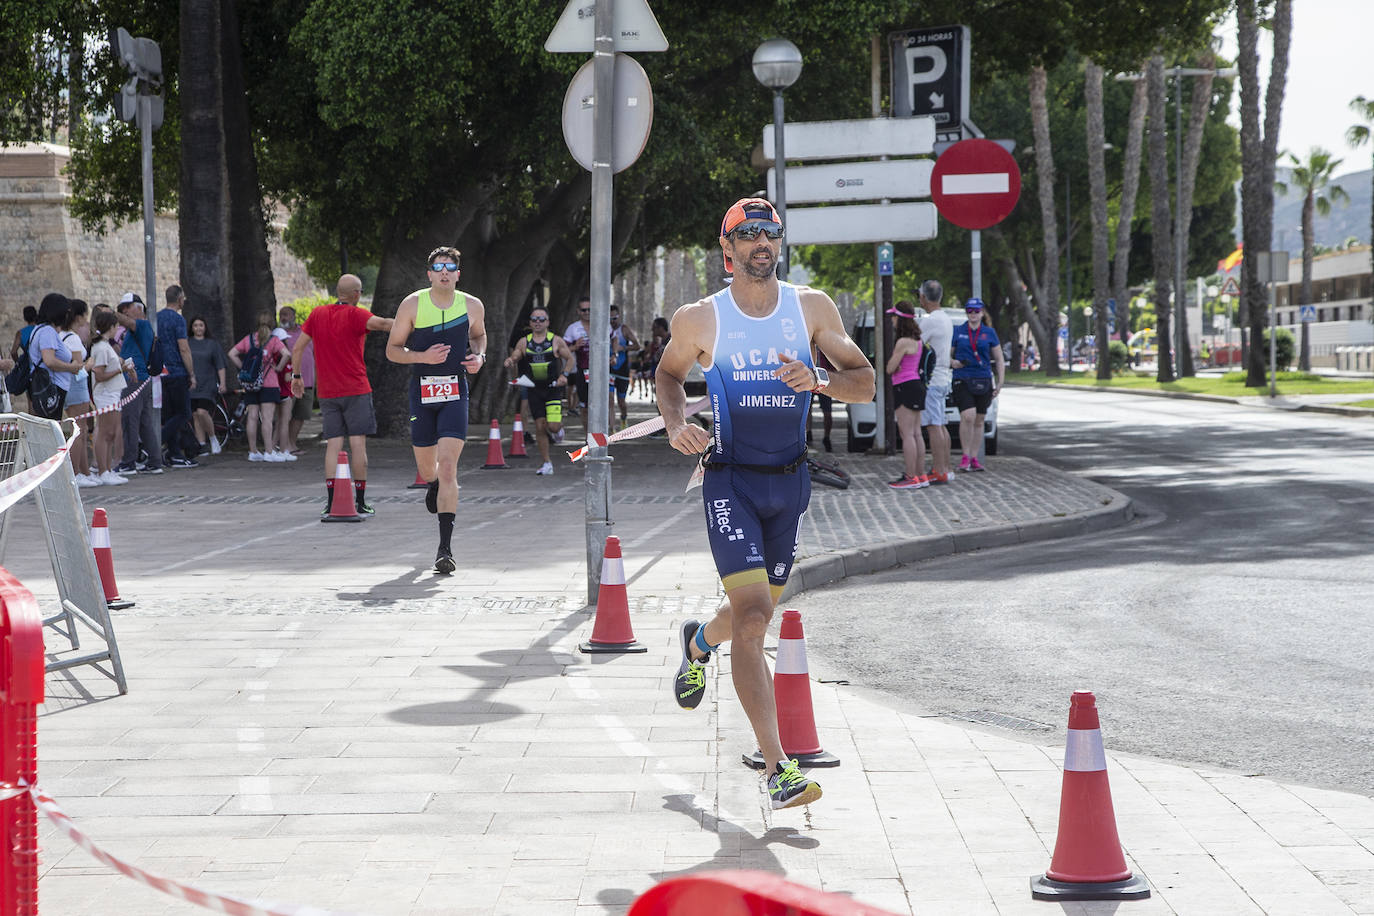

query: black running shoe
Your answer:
[356,501,375,516]
[425,480,439,514]
[674,619,709,710]
[434,547,456,575]
[767,759,822,810]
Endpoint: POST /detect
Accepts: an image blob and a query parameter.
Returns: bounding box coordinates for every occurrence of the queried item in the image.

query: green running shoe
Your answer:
[768,759,822,810]
[674,619,709,710]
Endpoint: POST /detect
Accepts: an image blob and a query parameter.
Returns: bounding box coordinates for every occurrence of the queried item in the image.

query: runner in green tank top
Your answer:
[385,246,488,575]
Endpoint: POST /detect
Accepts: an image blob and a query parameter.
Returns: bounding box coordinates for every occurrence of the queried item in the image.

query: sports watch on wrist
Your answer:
[811,367,830,392]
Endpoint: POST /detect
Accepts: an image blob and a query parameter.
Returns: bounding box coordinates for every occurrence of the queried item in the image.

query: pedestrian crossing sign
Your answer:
[1221,277,1240,296]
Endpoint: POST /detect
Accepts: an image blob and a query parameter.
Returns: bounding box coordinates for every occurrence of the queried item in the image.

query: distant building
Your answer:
[0,142,318,345]
[1274,246,1374,366]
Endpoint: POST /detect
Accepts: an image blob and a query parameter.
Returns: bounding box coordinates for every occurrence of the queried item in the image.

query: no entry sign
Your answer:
[930,138,1021,230]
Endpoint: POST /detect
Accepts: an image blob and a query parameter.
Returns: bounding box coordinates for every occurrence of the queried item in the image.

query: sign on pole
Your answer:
[785,202,937,245]
[561,53,654,173]
[762,116,935,162]
[929,139,1021,230]
[1300,305,1316,322]
[767,158,932,204]
[889,25,970,139]
[545,0,668,52]
[877,242,894,277]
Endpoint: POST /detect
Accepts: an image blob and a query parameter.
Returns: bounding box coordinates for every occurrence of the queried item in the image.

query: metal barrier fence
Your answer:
[1,567,43,916]
[0,414,126,694]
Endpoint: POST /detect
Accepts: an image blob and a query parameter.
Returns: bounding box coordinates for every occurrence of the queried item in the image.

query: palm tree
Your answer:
[1348,95,1374,307]
[1276,148,1350,370]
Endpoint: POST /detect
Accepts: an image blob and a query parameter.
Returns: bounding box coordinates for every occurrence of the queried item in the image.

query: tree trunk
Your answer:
[1112,75,1148,345]
[1028,65,1062,377]
[1085,62,1112,379]
[1299,190,1314,371]
[1174,55,1217,378]
[1146,55,1175,382]
[1238,0,1292,387]
[179,0,233,342]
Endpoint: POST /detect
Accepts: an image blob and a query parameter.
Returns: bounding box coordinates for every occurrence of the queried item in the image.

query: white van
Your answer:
[844,308,999,456]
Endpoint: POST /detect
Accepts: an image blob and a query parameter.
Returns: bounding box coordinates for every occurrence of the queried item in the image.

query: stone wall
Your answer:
[0,143,320,346]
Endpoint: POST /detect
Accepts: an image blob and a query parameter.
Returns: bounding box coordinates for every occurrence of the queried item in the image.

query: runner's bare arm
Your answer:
[553,336,574,385]
[385,295,448,365]
[787,288,876,404]
[655,301,713,455]
[462,297,486,374]
[290,331,312,398]
[503,335,528,369]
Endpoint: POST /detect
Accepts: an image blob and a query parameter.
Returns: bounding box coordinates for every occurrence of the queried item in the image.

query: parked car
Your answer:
[845,308,999,457]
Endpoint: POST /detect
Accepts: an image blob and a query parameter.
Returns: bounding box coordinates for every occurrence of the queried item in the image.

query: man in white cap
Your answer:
[113,293,163,475]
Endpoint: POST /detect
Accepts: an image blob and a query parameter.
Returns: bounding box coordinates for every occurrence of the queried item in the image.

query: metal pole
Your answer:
[140,93,157,321]
[1064,177,1071,370]
[1174,70,1185,378]
[1268,274,1277,397]
[584,0,615,604]
[773,89,788,280]
[879,263,893,454]
[970,230,982,299]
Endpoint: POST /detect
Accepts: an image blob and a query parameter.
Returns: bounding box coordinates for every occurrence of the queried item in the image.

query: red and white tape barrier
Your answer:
[566,396,710,462]
[1,781,374,916]
[0,426,81,515]
[67,377,151,422]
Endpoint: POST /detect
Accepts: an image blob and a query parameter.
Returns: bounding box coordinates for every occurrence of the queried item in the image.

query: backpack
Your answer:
[132,322,163,376]
[237,336,266,391]
[4,339,32,395]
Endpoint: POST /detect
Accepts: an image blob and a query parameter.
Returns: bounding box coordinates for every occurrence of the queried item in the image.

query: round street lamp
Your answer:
[753,38,802,280]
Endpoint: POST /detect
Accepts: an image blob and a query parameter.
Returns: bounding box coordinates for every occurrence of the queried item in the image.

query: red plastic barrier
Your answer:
[2,567,44,916]
[628,870,902,916]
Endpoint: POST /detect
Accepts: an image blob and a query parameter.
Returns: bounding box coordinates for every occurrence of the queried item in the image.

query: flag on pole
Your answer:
[1218,243,1243,273]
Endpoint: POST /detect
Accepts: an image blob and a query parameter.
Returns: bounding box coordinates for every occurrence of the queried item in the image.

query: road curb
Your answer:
[1011,380,1374,416]
[781,489,1135,601]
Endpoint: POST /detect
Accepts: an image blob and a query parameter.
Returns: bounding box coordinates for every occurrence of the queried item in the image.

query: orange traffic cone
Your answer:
[745,608,839,769]
[321,450,362,523]
[1031,691,1150,900]
[407,467,428,489]
[579,536,647,654]
[88,508,134,609]
[481,419,508,469]
[508,415,529,459]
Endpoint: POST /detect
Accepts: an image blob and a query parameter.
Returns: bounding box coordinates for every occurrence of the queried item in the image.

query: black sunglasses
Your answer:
[730,223,784,241]
[530,316,548,322]
[430,262,459,273]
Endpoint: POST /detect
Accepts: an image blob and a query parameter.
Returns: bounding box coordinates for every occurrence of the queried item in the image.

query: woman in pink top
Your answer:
[228,318,292,462]
[884,302,936,489]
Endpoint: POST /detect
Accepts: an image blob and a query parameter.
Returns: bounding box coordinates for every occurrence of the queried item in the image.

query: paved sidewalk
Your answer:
[7,413,1373,914]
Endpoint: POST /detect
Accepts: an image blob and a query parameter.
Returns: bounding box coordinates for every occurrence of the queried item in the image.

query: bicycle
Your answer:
[210,390,247,450]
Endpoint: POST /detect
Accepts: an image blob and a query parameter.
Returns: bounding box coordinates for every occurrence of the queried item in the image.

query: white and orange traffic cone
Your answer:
[481,419,508,469]
[89,508,134,609]
[579,536,647,654]
[508,415,529,459]
[1031,691,1150,900]
[745,608,839,769]
[407,467,429,489]
[321,450,362,523]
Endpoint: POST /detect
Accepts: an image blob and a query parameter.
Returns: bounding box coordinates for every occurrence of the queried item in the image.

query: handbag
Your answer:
[964,376,993,397]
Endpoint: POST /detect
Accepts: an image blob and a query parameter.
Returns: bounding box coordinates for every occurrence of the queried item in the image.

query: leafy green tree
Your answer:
[1277,148,1350,369]
[1348,95,1374,306]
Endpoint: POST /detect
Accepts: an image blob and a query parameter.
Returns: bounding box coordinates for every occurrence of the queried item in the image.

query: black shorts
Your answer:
[612,374,630,397]
[241,387,281,406]
[528,386,564,423]
[321,393,377,439]
[952,378,993,414]
[573,370,589,404]
[408,387,468,447]
[191,397,216,414]
[893,379,928,412]
[702,464,811,594]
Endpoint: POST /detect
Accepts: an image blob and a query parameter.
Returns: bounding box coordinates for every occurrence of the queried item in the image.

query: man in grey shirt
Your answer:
[917,279,954,483]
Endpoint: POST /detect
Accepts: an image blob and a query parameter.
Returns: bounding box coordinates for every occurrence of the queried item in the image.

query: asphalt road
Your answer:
[795,387,1374,795]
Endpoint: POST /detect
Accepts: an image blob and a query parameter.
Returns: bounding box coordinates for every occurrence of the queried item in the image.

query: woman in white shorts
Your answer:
[60,300,98,486]
[89,309,132,485]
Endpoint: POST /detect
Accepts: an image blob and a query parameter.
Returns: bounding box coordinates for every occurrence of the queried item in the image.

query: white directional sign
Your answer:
[767,159,933,204]
[762,116,935,162]
[545,0,668,52]
[785,202,937,245]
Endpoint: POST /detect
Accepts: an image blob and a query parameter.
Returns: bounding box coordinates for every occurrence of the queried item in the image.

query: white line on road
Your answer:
[153,518,322,575]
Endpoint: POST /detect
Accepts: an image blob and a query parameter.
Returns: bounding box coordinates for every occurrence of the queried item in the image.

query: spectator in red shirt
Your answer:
[290,273,394,517]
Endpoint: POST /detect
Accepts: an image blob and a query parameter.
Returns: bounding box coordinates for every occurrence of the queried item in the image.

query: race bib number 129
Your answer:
[420,375,463,404]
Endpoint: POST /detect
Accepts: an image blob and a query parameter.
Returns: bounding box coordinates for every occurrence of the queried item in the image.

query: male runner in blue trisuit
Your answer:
[386,247,488,574]
[655,198,875,809]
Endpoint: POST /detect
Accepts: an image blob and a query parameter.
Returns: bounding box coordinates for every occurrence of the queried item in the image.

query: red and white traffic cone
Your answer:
[321,450,362,523]
[407,467,428,489]
[745,608,839,769]
[89,508,134,609]
[508,416,529,459]
[481,419,508,469]
[1031,691,1150,900]
[579,536,647,654]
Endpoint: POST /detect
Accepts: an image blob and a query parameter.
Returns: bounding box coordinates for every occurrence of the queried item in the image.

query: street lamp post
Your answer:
[753,38,802,280]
